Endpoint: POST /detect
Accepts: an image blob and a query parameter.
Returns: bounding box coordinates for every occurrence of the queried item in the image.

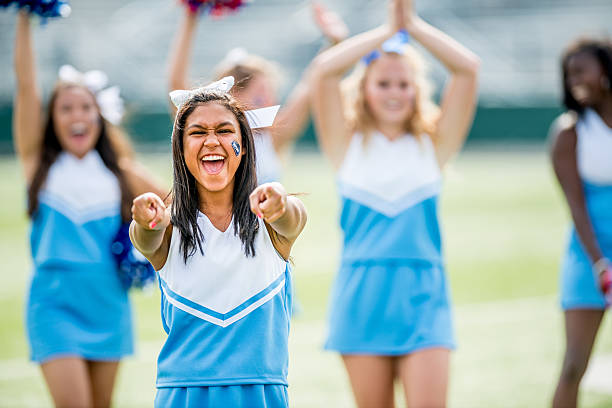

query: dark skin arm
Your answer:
[551,125,604,265]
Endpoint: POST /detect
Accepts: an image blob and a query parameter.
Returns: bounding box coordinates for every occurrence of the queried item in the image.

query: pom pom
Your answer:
[181,0,250,17]
[600,267,612,306]
[1,0,71,20]
[111,223,157,290]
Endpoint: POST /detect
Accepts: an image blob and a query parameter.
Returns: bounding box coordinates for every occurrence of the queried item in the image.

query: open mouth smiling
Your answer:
[201,154,226,175]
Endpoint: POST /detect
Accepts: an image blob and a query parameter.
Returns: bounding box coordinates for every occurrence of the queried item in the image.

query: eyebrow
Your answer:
[187,122,235,130]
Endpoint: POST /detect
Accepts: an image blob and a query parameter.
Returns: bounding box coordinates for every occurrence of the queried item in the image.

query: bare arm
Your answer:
[249,182,307,260]
[13,11,43,182]
[310,24,394,168]
[130,193,172,270]
[120,158,168,199]
[402,4,480,167]
[551,126,604,264]
[167,9,198,116]
[269,2,350,154]
[270,73,312,154]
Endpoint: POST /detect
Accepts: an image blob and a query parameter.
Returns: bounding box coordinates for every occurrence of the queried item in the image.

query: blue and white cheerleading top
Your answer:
[254,130,282,185]
[337,131,442,265]
[28,150,133,362]
[32,150,121,270]
[576,108,612,186]
[156,215,292,388]
[560,108,612,310]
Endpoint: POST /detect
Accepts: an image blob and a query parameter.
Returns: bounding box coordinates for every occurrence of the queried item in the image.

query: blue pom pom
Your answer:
[1,0,71,20]
[112,223,157,290]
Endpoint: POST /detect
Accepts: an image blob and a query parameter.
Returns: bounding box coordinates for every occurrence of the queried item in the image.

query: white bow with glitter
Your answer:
[169,76,280,129]
[58,65,125,125]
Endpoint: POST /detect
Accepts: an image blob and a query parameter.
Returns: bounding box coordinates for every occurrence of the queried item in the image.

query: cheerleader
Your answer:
[12,10,164,407]
[167,1,348,184]
[550,38,612,408]
[130,78,307,407]
[309,0,479,406]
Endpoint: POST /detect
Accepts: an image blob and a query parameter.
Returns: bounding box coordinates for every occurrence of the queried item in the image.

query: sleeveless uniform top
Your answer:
[560,108,612,310]
[577,108,612,186]
[156,215,292,388]
[575,108,612,245]
[337,131,443,266]
[31,150,122,271]
[325,131,454,354]
[254,130,282,185]
[27,150,132,362]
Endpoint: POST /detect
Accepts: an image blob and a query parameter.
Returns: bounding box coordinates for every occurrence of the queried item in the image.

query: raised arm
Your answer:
[120,158,168,199]
[401,1,480,166]
[249,182,307,261]
[270,68,313,155]
[167,8,198,116]
[310,24,395,168]
[269,2,350,155]
[130,192,172,270]
[13,11,43,182]
[551,126,604,266]
[310,0,406,168]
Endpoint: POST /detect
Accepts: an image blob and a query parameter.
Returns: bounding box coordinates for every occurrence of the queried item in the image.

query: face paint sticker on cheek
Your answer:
[231,140,241,157]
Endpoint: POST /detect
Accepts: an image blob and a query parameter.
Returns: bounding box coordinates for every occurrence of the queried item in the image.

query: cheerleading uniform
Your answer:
[560,108,612,309]
[254,130,281,185]
[325,131,455,354]
[26,150,133,363]
[154,215,292,408]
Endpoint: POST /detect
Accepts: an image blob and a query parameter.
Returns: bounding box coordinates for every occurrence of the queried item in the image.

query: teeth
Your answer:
[572,86,588,99]
[71,123,87,134]
[202,155,224,161]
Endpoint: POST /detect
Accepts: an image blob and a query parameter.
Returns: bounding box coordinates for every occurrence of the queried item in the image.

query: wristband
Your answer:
[593,257,611,276]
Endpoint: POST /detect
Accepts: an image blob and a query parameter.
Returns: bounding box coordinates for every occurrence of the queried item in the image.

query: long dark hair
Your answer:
[27,82,134,221]
[171,91,259,263]
[561,38,612,114]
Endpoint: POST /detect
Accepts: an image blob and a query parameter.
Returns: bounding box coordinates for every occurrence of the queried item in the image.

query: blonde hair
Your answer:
[213,52,282,95]
[342,45,440,143]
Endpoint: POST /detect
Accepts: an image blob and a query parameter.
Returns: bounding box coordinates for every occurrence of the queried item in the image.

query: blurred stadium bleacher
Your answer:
[0,0,610,150]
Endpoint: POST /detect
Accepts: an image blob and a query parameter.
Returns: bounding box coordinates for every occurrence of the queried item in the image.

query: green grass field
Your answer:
[0,149,611,407]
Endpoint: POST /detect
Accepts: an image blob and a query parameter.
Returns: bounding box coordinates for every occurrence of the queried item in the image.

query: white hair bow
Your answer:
[169,76,280,129]
[58,65,125,125]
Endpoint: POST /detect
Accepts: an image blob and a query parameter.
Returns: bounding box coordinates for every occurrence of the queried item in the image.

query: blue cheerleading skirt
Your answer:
[325,261,455,355]
[560,182,612,310]
[26,263,133,363]
[155,384,288,408]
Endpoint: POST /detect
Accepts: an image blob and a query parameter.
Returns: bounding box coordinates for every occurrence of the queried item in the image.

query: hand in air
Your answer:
[312,1,349,44]
[132,193,170,231]
[389,0,415,32]
[249,182,288,223]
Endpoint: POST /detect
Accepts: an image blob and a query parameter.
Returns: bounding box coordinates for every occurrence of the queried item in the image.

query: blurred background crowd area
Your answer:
[0,0,611,152]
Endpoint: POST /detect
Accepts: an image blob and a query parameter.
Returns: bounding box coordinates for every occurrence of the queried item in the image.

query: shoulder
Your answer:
[549,113,577,145]
[549,113,579,156]
[549,120,578,169]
